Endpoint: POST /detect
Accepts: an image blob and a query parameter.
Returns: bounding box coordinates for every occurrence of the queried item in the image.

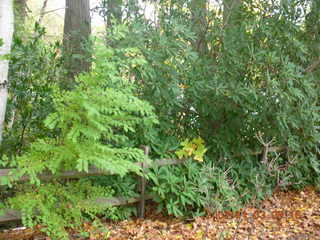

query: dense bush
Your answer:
[1,24,63,157]
[149,160,240,217]
[99,0,320,214]
[0,41,157,239]
[6,181,113,239]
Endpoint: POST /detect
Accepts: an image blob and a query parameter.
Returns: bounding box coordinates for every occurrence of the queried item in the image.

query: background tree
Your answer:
[0,0,14,143]
[223,0,242,51]
[305,0,320,73]
[14,0,28,24]
[107,0,123,27]
[190,0,208,56]
[63,0,91,84]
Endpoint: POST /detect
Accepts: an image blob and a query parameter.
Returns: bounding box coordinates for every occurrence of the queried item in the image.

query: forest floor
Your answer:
[1,186,320,240]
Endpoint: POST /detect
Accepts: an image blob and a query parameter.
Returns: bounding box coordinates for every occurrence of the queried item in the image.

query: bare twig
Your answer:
[37,7,66,17]
[232,208,245,240]
[255,131,276,164]
[267,152,280,173]
[202,220,210,240]
[305,57,320,74]
[38,0,49,25]
[26,3,32,14]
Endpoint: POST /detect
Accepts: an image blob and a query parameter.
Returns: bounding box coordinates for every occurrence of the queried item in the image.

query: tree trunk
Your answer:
[190,0,208,56]
[14,0,27,33]
[14,0,27,21]
[0,0,14,143]
[63,0,91,84]
[107,0,122,28]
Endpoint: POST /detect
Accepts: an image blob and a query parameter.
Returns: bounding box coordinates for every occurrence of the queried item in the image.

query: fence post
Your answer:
[137,145,149,218]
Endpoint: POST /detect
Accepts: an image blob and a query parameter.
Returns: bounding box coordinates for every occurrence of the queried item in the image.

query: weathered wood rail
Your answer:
[0,158,185,183]
[0,146,284,224]
[0,158,185,223]
[0,195,154,223]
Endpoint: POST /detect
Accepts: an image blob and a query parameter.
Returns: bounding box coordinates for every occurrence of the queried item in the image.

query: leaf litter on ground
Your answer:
[1,186,320,239]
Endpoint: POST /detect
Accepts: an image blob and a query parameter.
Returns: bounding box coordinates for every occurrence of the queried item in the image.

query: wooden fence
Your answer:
[0,146,284,224]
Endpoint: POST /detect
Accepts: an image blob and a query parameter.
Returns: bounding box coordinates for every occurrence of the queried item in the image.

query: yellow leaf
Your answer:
[192,137,204,145]
[175,150,186,159]
[194,155,203,162]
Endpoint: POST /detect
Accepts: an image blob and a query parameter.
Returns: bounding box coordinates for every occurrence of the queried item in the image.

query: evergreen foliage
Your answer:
[99,0,320,215]
[1,24,62,157]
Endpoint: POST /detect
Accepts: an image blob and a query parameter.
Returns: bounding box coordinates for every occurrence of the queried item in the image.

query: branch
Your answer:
[38,0,49,25]
[255,131,276,164]
[37,7,66,18]
[305,57,320,74]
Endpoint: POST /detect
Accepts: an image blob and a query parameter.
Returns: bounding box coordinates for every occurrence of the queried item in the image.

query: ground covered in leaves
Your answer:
[1,187,320,240]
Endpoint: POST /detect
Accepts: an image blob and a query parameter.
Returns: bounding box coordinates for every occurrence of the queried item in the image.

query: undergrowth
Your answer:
[0,40,158,239]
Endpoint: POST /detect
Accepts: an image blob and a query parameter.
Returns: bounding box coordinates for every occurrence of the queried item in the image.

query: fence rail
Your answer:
[0,146,285,224]
[0,158,185,223]
[0,195,154,223]
[0,159,186,184]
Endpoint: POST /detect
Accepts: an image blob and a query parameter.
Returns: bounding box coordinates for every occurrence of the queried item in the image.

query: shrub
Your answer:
[149,159,240,217]
[0,41,158,239]
[1,23,63,157]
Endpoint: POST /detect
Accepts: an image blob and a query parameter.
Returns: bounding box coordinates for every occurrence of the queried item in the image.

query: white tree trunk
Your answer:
[0,0,14,143]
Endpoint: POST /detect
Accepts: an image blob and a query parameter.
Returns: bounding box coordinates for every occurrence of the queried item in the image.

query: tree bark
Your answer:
[190,0,208,56]
[0,0,14,143]
[14,0,27,22]
[63,0,91,84]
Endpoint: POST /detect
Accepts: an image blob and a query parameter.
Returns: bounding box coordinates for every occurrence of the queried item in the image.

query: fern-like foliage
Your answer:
[1,41,158,239]
[8,42,158,184]
[8,181,114,240]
